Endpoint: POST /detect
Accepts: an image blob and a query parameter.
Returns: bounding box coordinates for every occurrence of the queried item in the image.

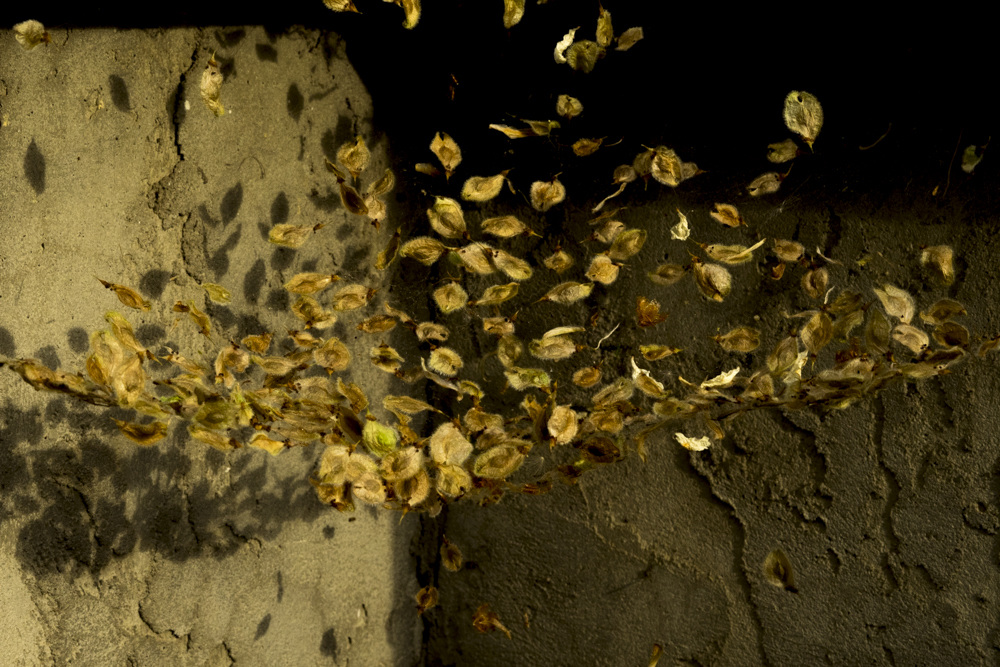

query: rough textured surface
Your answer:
[1,26,419,666]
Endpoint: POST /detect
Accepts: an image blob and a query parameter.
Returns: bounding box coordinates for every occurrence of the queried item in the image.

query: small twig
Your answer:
[595,322,621,349]
[859,122,892,151]
[938,129,963,197]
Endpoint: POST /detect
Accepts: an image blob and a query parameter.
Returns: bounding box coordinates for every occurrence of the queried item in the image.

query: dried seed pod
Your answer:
[920,298,967,326]
[200,283,230,304]
[370,343,405,373]
[248,433,286,456]
[482,317,515,336]
[416,322,450,342]
[481,215,534,238]
[415,162,440,177]
[433,283,468,314]
[540,281,594,304]
[291,296,336,329]
[284,272,339,295]
[933,321,969,348]
[429,423,473,466]
[763,549,797,592]
[504,367,551,391]
[331,284,375,311]
[831,309,864,340]
[461,174,507,202]
[702,239,767,265]
[710,203,745,228]
[313,337,351,372]
[530,178,566,212]
[592,377,634,406]
[767,138,799,164]
[640,344,680,361]
[591,219,625,244]
[528,335,576,360]
[338,378,369,414]
[572,365,602,388]
[471,282,519,307]
[554,26,578,64]
[865,307,891,355]
[596,5,614,47]
[801,267,829,299]
[647,263,687,286]
[97,278,151,311]
[670,209,690,241]
[783,91,823,148]
[105,311,147,358]
[556,94,583,120]
[401,236,448,265]
[492,249,533,281]
[631,358,665,397]
[384,395,438,415]
[428,347,464,377]
[13,20,50,50]
[636,297,667,327]
[692,260,732,302]
[873,284,915,324]
[386,0,421,29]
[566,40,603,73]
[701,367,740,389]
[454,242,496,275]
[113,419,168,446]
[428,197,467,239]
[200,56,225,117]
[585,254,620,285]
[767,336,799,375]
[747,172,783,196]
[893,324,929,354]
[800,311,833,355]
[436,464,472,498]
[357,314,397,334]
[650,146,685,186]
[543,249,574,273]
[416,585,438,615]
[269,222,322,248]
[362,420,399,459]
[464,407,504,433]
[430,133,462,179]
[336,136,370,181]
[675,433,711,451]
[503,0,525,27]
[607,228,647,261]
[547,405,579,445]
[189,424,238,452]
[920,245,955,285]
[352,472,387,504]
[489,123,539,139]
[573,138,603,156]
[497,335,524,368]
[713,326,761,352]
[616,26,643,50]
[773,239,804,262]
[961,145,985,173]
[473,444,526,480]
[323,0,359,10]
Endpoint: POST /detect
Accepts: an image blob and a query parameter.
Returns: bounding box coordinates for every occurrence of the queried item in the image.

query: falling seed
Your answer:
[336,136,370,181]
[548,405,579,445]
[920,298,966,326]
[596,4,614,47]
[783,91,823,148]
[692,260,732,302]
[530,178,567,212]
[615,26,644,51]
[370,343,405,373]
[504,367,551,391]
[503,0,526,27]
[241,333,272,354]
[492,249,533,281]
[565,40,603,73]
[554,26,578,64]
[747,172,783,197]
[428,347,464,377]
[200,56,225,117]
[428,196,467,239]
[702,239,767,265]
[323,0,359,11]
[710,203,745,228]
[461,174,507,202]
[800,311,833,354]
[269,223,323,249]
[113,419,168,446]
[375,228,402,271]
[416,322,450,342]
[357,314,397,334]
[249,433,286,456]
[386,0,421,29]
[528,335,577,360]
[433,283,469,314]
[767,138,799,164]
[291,296,337,329]
[572,366,602,388]
[961,145,985,173]
[429,423,473,466]
[201,283,231,304]
[763,549,797,592]
[13,20,50,50]
[556,94,583,120]
[497,335,524,368]
[640,344,680,361]
[473,444,526,480]
[932,321,969,349]
[865,307,891,355]
[572,138,604,156]
[670,209,690,241]
[801,267,829,299]
[892,324,929,354]
[591,219,625,244]
[430,133,462,180]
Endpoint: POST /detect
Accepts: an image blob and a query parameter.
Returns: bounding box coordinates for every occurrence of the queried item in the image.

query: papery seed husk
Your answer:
[491,249,533,281]
[592,377,634,407]
[105,311,147,357]
[615,26,643,50]
[200,57,225,117]
[802,267,829,299]
[920,245,955,285]
[430,133,462,179]
[455,242,496,275]
[773,239,804,262]
[636,297,667,327]
[585,254,619,285]
[607,228,647,261]
[547,405,579,445]
[832,309,864,340]
[591,219,625,244]
[920,298,967,326]
[767,336,799,375]
[800,311,833,355]
[357,314,397,334]
[375,228,402,271]
[573,138,603,156]
[640,344,680,361]
[556,94,583,119]
[14,20,50,50]
[675,433,711,451]
[248,433,286,456]
[670,210,691,241]
[464,407,504,433]
[114,419,168,446]
[428,197,467,238]
[433,283,468,314]
[332,284,374,311]
[497,334,523,368]
[473,282,519,307]
[313,337,351,372]
[323,0,359,10]
[461,174,507,202]
[541,281,593,304]
[189,424,238,452]
[763,549,797,591]
[566,40,603,73]
[596,5,614,47]
[528,335,577,360]
[428,347,464,377]
[543,249,574,273]
[436,464,472,497]
[503,0,526,27]
[693,261,732,302]
[961,145,984,173]
[473,444,526,479]
[97,279,151,311]
[714,326,761,352]
[572,366,602,388]
[865,307,891,355]
[481,215,531,238]
[370,344,405,372]
[748,172,782,196]
[416,322,450,342]
[429,422,473,466]
[648,264,687,286]
[395,468,430,506]
[650,146,683,186]
[202,283,231,304]
[379,447,424,483]
[932,321,969,348]
[401,236,448,265]
[284,272,339,295]
[352,472,387,504]
[489,123,537,139]
[504,367,551,391]
[710,203,745,228]
[530,179,567,212]
[703,239,767,265]
[291,296,336,329]
[482,317,515,336]
[783,91,823,147]
[768,138,799,164]
[873,284,915,324]
[337,136,370,181]
[269,223,318,249]
[892,324,929,354]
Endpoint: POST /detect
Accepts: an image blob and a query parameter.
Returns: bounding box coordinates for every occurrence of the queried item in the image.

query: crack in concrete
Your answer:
[874,396,902,592]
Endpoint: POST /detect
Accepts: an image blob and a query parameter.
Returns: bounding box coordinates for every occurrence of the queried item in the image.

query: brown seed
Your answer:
[801,267,829,299]
[616,26,644,51]
[556,94,583,119]
[336,136,370,181]
[530,178,567,212]
[376,228,402,271]
[783,91,823,148]
[401,236,448,265]
[710,203,745,228]
[416,586,438,615]
[713,326,761,352]
[647,263,687,286]
[427,197,467,238]
[430,133,462,179]
[97,278,151,311]
[503,0,525,27]
[200,56,225,117]
[763,548,798,592]
[636,297,667,327]
[441,536,464,571]
[543,249,574,273]
[461,174,507,202]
